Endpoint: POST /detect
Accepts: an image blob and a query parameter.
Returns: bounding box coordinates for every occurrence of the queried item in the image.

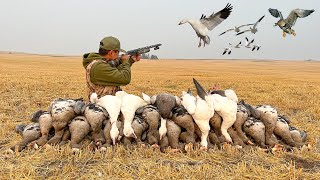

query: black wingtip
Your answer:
[220,3,233,19]
[236,31,244,36]
[258,15,265,22]
[192,78,208,100]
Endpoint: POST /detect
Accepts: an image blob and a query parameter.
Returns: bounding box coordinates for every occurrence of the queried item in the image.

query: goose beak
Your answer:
[192,78,208,100]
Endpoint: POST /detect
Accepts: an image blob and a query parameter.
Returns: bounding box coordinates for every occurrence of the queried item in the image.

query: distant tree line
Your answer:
[141,53,158,60]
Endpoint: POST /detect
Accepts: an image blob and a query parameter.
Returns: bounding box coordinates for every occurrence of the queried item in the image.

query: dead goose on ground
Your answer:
[47,98,85,145]
[69,116,91,152]
[289,126,307,144]
[81,102,109,150]
[274,115,305,148]
[122,114,149,148]
[144,93,181,142]
[243,117,267,148]
[193,78,238,145]
[181,84,214,150]
[10,123,41,152]
[172,105,196,151]
[240,100,278,147]
[30,110,53,147]
[140,105,169,151]
[103,113,124,147]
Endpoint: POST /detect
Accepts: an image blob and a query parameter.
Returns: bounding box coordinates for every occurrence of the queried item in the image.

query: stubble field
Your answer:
[0,54,320,179]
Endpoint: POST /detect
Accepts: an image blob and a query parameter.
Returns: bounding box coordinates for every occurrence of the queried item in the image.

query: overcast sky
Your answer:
[0,0,319,60]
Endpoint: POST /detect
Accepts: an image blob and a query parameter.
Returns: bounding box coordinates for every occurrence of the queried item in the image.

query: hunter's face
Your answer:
[111,50,119,60]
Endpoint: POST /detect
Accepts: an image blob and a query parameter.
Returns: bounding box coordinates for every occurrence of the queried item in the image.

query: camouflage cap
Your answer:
[99,36,126,52]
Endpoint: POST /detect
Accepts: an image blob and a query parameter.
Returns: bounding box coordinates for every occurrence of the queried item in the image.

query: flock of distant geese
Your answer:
[178,3,315,55]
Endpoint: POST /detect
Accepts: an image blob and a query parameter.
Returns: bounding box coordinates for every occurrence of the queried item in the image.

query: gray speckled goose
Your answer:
[234,103,250,144]
[11,123,41,152]
[289,126,307,143]
[172,105,196,146]
[47,98,85,145]
[166,119,183,151]
[81,103,109,148]
[243,117,266,148]
[122,114,149,147]
[141,105,168,150]
[31,110,53,146]
[240,100,278,147]
[69,116,91,150]
[274,115,305,147]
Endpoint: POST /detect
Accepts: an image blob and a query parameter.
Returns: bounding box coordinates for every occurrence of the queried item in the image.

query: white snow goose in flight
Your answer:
[219,23,254,36]
[229,41,241,48]
[244,37,254,48]
[236,15,265,35]
[178,3,233,47]
[268,8,315,38]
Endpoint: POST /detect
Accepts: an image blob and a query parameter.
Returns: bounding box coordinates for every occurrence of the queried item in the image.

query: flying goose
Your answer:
[236,15,265,35]
[178,3,233,47]
[244,37,254,48]
[219,24,254,36]
[252,44,261,51]
[229,41,242,48]
[222,47,232,55]
[268,8,315,37]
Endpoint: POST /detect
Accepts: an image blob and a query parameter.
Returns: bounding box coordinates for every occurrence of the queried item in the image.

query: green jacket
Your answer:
[82,52,135,87]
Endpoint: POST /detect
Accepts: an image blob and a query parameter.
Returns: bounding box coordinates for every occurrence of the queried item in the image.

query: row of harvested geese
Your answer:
[10,78,308,153]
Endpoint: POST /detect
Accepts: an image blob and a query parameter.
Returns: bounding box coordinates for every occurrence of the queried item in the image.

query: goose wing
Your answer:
[253,15,265,29]
[219,28,235,36]
[238,23,254,28]
[236,29,250,36]
[200,3,233,31]
[268,8,283,20]
[286,9,315,26]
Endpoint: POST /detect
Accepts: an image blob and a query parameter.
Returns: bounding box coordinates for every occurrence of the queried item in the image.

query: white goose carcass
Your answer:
[181,86,214,149]
[116,91,150,139]
[91,93,122,145]
[193,78,237,144]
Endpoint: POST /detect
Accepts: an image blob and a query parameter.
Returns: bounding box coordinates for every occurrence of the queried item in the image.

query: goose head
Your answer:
[178,19,189,25]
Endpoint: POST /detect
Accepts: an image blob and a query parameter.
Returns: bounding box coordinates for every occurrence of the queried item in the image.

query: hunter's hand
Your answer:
[131,54,141,62]
[120,54,130,63]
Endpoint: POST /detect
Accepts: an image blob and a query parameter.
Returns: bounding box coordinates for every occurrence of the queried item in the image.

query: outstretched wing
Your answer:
[268,8,283,19]
[286,9,315,26]
[253,15,265,29]
[238,23,254,28]
[236,29,250,36]
[219,28,235,36]
[200,3,233,30]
